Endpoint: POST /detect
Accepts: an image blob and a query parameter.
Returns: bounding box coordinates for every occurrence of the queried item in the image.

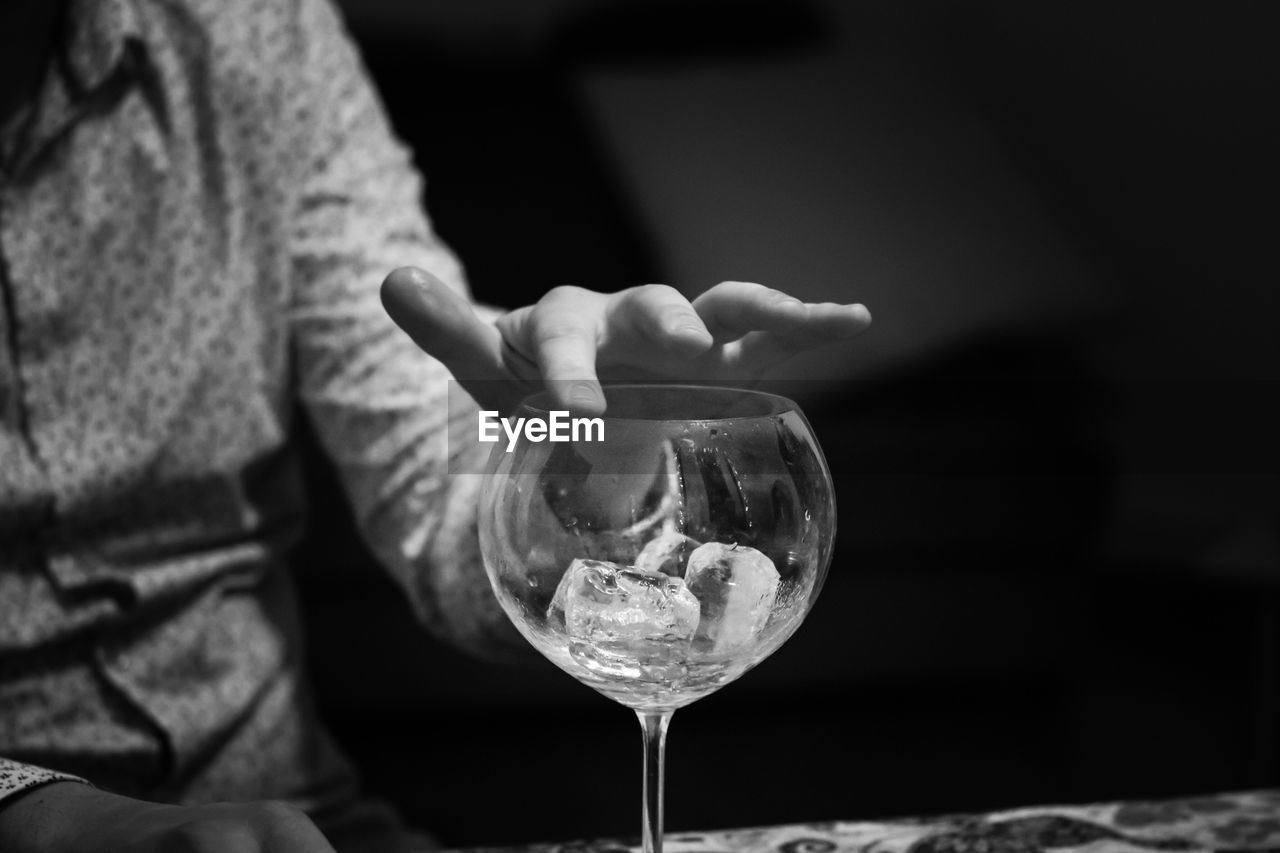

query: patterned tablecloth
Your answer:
[455,791,1280,853]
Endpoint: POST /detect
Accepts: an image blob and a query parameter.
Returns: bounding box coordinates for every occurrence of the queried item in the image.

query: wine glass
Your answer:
[477,384,836,853]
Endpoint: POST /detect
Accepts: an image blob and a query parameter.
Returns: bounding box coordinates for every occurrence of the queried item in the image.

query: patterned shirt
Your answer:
[0,0,502,821]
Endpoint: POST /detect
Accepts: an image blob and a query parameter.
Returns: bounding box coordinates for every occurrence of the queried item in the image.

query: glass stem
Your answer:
[638,710,673,853]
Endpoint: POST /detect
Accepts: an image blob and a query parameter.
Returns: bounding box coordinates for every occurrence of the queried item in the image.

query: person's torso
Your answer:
[0,0,334,799]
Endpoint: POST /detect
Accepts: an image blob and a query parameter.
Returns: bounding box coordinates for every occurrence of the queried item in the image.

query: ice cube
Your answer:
[554,559,699,643]
[546,557,611,630]
[684,542,780,654]
[634,527,700,577]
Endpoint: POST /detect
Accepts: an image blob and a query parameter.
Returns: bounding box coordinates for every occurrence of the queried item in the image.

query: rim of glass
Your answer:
[517,382,800,422]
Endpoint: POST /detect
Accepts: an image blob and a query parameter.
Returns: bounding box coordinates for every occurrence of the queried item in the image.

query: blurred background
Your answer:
[292,0,1280,847]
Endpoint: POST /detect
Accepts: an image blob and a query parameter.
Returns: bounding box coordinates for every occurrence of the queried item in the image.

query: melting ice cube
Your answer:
[634,527,700,577]
[549,557,604,630]
[684,542,780,654]
[550,558,700,643]
[549,558,701,681]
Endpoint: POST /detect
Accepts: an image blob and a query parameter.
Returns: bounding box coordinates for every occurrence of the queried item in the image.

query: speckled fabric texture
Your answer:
[456,790,1280,853]
[0,761,86,806]
[0,0,503,833]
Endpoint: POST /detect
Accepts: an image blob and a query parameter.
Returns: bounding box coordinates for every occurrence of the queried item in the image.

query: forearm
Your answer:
[0,781,92,853]
[0,778,334,853]
[359,394,529,659]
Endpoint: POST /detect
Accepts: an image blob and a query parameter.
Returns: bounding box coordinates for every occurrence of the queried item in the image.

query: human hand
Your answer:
[380,269,871,414]
[0,782,336,853]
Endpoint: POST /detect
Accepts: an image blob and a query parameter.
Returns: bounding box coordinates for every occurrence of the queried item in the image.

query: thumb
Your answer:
[380,266,512,403]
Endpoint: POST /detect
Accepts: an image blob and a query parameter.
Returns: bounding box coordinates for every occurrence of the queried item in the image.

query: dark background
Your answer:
[292,1,1280,847]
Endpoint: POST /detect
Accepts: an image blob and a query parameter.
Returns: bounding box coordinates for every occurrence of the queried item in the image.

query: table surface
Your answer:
[451,791,1280,853]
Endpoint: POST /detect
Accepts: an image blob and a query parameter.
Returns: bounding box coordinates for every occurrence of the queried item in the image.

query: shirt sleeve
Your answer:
[282,0,520,655]
[0,759,88,810]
